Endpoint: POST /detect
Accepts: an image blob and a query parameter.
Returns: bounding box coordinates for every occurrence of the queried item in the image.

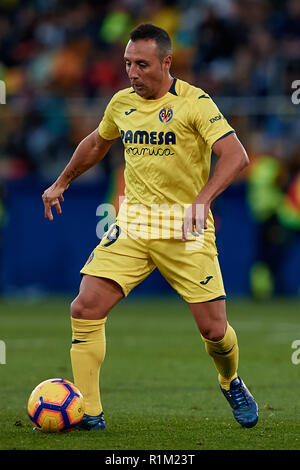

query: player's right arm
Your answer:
[42,129,116,220]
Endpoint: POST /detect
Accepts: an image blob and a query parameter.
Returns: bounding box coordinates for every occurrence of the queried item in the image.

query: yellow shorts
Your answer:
[80,220,226,304]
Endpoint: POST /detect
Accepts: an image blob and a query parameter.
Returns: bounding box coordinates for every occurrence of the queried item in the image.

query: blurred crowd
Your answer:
[0,0,299,181]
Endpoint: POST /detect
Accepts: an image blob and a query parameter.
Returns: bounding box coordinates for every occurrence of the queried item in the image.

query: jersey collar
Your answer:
[168,77,178,96]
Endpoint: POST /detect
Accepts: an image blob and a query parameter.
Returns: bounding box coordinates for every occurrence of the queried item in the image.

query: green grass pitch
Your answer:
[1,295,300,450]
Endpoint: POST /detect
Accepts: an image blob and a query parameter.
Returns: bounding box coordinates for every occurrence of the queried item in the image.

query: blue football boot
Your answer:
[77,411,106,431]
[220,376,258,428]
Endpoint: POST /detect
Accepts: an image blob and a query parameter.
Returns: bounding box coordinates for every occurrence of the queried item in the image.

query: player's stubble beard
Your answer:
[131,63,164,100]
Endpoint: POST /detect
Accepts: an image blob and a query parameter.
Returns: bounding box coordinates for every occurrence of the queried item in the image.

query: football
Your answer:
[27,378,85,432]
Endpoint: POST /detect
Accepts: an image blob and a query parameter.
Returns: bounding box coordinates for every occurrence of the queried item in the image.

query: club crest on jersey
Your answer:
[159,107,173,123]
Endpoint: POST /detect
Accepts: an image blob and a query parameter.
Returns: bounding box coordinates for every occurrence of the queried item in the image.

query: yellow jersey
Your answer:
[98,77,234,206]
[98,78,234,238]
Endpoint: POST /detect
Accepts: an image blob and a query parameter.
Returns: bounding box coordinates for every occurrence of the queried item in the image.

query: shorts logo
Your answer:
[200,275,213,285]
[85,251,94,265]
[159,107,173,123]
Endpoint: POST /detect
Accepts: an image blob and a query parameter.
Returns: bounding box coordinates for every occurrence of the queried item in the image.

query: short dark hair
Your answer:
[130,23,172,60]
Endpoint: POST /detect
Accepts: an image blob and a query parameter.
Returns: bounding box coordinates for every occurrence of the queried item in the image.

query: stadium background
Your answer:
[0,0,299,300]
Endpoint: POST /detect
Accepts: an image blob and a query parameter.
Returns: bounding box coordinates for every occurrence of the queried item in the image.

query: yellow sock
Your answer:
[70,317,106,416]
[202,322,239,390]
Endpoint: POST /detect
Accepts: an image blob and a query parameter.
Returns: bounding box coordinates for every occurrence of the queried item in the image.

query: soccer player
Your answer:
[42,24,258,430]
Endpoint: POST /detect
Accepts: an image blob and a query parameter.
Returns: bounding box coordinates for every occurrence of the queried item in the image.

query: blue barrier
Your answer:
[0,177,299,297]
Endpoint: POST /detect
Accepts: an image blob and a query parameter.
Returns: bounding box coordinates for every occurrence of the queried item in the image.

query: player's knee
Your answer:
[201,323,226,342]
[70,297,85,319]
[70,296,105,320]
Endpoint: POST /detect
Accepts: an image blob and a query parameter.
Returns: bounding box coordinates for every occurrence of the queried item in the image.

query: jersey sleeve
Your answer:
[192,96,235,148]
[98,95,121,141]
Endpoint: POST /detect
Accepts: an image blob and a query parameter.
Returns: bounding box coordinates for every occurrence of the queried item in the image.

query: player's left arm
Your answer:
[182,132,249,240]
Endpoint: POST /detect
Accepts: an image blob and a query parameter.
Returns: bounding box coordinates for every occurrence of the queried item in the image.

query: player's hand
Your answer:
[182,200,210,241]
[42,183,68,220]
